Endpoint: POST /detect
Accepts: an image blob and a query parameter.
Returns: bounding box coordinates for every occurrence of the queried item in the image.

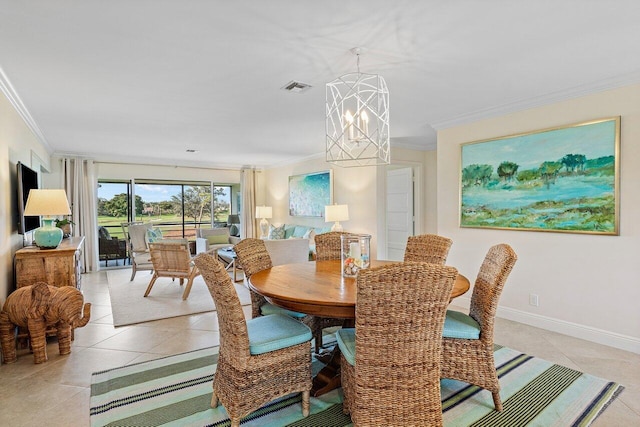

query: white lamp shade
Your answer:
[325,204,349,222]
[24,189,71,216]
[255,206,272,219]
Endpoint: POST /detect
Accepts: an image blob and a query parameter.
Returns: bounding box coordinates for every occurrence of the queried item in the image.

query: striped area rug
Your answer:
[90,346,623,427]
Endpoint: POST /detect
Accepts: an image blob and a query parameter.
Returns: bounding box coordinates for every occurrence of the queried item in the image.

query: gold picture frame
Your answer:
[460,117,620,235]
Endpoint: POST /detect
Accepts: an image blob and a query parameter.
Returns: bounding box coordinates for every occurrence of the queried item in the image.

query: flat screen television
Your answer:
[17,161,40,234]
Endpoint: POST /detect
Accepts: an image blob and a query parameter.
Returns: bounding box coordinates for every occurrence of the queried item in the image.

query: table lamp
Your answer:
[325,204,349,232]
[255,206,272,239]
[23,189,72,249]
[227,214,240,236]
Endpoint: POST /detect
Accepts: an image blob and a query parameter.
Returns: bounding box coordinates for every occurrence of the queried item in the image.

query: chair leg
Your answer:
[315,330,323,351]
[492,391,503,411]
[130,264,137,281]
[144,274,158,297]
[302,390,310,417]
[182,270,199,300]
[211,391,219,408]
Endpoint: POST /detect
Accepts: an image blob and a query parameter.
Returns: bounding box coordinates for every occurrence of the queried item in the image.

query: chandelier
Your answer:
[326,48,390,167]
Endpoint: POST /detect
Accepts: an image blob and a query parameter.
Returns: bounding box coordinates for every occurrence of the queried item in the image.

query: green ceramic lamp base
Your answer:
[33,218,64,249]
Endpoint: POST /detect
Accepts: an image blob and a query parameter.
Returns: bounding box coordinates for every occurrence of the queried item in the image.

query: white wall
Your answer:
[92,162,240,184]
[437,83,640,353]
[264,156,380,259]
[0,91,50,305]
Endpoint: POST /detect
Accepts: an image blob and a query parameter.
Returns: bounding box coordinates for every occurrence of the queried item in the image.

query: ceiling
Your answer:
[2,1,640,169]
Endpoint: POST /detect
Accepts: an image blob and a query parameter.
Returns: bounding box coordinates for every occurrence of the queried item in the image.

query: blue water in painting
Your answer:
[462,175,614,210]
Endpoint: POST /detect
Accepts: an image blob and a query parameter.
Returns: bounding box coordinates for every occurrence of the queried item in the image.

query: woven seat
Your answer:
[144,240,201,300]
[441,243,517,412]
[193,253,312,427]
[337,262,458,426]
[403,233,453,265]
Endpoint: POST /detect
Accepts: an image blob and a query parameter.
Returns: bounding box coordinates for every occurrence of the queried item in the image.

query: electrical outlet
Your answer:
[529,294,539,307]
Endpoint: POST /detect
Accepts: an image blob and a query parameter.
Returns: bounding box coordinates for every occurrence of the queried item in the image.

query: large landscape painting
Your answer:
[460,117,619,234]
[289,170,332,217]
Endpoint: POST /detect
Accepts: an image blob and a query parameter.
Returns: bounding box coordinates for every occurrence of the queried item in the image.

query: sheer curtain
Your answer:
[240,168,257,239]
[61,157,98,272]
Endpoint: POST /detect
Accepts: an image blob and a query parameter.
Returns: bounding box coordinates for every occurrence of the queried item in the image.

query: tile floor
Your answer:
[0,270,638,426]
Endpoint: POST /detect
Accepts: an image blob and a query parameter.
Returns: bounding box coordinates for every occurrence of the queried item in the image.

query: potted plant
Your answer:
[55,218,74,238]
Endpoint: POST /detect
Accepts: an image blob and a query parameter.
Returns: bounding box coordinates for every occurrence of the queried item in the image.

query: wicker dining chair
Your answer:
[233,238,298,318]
[311,231,355,349]
[233,238,334,349]
[194,253,312,427]
[336,262,458,426]
[441,243,517,412]
[314,231,348,261]
[403,233,453,265]
[144,240,201,300]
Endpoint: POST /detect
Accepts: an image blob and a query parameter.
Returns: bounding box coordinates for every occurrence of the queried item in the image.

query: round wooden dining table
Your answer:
[248,259,471,397]
[248,259,471,320]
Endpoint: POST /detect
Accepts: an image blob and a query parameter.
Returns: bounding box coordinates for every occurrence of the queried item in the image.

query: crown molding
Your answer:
[0,67,51,152]
[431,70,640,130]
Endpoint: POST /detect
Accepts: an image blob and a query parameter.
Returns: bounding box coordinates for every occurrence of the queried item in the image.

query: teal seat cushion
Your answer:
[336,328,356,366]
[260,302,307,319]
[246,314,312,355]
[443,310,481,339]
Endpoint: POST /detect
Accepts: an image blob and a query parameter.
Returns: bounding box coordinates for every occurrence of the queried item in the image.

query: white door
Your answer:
[386,167,414,261]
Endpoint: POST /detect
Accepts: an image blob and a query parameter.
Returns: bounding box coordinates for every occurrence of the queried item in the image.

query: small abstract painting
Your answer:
[460,117,620,234]
[289,170,333,217]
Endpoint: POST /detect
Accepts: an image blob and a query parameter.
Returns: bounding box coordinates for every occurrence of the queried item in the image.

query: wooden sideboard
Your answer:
[15,236,84,289]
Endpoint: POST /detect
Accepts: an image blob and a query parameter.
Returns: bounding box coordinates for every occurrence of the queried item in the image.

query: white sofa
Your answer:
[265,224,333,259]
[263,238,310,266]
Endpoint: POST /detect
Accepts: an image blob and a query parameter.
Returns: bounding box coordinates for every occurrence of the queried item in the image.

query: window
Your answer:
[97,181,133,239]
[98,180,234,240]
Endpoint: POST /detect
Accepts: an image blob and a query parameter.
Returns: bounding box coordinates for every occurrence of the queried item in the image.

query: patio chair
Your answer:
[121,222,154,281]
[98,226,127,266]
[403,233,453,265]
[336,262,457,426]
[194,253,312,427]
[144,240,200,300]
[441,243,517,411]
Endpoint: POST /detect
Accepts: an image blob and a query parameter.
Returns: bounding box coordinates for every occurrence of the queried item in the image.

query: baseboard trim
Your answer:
[451,297,640,354]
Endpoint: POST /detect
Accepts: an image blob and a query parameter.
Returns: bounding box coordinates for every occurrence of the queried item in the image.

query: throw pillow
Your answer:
[284,225,296,239]
[146,227,163,243]
[206,234,229,245]
[292,226,308,238]
[268,224,286,239]
[303,228,316,242]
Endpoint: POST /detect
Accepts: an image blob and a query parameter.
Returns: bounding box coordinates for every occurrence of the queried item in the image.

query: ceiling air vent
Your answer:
[281,80,312,93]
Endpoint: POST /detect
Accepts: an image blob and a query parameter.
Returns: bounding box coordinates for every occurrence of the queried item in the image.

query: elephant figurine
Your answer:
[0,282,91,364]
